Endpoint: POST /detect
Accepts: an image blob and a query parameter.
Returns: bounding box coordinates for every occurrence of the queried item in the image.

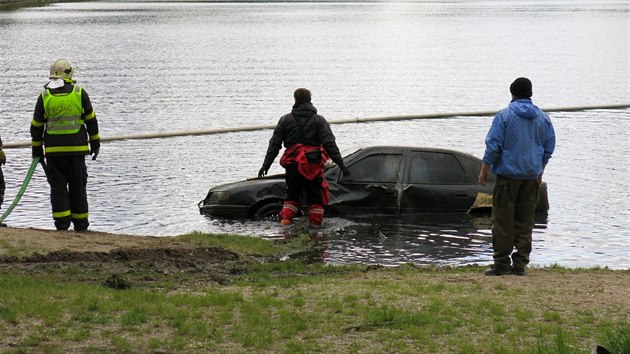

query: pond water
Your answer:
[0,0,628,269]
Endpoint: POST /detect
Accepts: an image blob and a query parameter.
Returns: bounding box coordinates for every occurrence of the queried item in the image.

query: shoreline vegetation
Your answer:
[0,0,68,11]
[0,0,51,9]
[0,227,628,353]
[0,0,445,11]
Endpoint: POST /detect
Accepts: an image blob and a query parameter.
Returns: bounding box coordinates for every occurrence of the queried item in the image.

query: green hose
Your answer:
[0,157,41,223]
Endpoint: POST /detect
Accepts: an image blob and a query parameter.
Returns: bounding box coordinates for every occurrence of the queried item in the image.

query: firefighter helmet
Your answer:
[49,59,74,81]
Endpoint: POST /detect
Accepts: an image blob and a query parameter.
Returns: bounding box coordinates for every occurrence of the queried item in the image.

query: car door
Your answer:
[401,150,477,213]
[327,152,402,216]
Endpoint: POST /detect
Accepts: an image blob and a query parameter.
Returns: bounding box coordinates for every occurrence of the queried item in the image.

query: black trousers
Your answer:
[46,156,89,230]
[0,166,4,207]
[284,164,322,206]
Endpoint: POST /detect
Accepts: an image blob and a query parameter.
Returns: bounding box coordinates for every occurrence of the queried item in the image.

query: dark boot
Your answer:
[73,218,89,232]
[513,267,526,276]
[55,216,71,231]
[484,266,514,276]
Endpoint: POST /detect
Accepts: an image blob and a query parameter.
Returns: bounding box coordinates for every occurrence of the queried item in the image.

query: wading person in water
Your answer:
[478,77,556,276]
[31,59,100,232]
[258,88,350,227]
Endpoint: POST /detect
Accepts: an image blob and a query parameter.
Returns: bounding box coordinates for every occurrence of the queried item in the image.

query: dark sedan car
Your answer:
[198,146,549,220]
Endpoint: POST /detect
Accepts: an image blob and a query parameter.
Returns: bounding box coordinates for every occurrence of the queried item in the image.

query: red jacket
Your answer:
[280,144,330,205]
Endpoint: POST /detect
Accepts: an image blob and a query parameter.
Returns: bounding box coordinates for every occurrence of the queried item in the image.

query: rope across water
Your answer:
[4,103,628,148]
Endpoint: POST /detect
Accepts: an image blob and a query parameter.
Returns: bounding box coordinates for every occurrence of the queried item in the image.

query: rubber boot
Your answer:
[55,216,72,231]
[279,201,300,225]
[307,204,324,226]
[73,217,89,232]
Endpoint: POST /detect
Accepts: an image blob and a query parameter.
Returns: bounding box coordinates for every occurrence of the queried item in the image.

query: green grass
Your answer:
[0,232,628,353]
[174,231,296,256]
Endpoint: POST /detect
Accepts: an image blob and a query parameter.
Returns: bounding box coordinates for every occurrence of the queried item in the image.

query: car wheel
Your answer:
[253,202,282,221]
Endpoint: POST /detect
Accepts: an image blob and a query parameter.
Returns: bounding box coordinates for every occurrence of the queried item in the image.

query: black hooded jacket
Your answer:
[262,102,344,170]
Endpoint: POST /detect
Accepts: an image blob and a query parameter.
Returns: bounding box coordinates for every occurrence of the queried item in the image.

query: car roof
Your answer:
[354,145,476,157]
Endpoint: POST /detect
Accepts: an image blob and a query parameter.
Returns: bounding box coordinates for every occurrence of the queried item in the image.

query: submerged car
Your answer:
[198,146,549,220]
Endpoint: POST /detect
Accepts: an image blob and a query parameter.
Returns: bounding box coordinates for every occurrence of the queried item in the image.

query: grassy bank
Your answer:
[0,231,628,353]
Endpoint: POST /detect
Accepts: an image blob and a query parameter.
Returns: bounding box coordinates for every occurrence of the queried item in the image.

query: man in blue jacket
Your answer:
[478,77,556,276]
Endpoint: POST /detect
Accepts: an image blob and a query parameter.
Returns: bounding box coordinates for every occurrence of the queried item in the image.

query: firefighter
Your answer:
[258,88,350,226]
[30,59,100,231]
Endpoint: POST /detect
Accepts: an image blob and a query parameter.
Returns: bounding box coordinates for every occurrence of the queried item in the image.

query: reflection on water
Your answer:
[325,215,495,267]
[0,1,628,269]
[326,215,546,265]
[253,213,548,267]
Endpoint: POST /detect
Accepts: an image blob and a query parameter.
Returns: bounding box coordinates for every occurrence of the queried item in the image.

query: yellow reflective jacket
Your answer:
[31,84,99,156]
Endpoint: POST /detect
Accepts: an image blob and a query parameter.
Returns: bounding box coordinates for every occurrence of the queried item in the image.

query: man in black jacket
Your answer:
[259,88,349,226]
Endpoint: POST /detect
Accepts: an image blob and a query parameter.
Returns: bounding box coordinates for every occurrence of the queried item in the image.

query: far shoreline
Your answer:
[0,0,55,10]
[0,0,430,11]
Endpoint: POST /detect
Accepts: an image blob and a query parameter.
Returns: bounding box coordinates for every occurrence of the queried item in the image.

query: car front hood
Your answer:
[209,175,284,192]
[201,175,287,210]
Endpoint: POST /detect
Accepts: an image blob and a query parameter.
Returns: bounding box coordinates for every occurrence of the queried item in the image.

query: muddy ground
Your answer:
[0,227,270,288]
[1,226,629,306]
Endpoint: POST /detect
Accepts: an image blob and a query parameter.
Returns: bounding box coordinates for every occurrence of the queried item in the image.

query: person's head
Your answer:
[294,88,311,104]
[509,77,532,99]
[49,59,74,82]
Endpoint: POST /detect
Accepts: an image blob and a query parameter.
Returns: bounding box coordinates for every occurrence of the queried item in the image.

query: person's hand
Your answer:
[0,149,5,166]
[90,140,100,161]
[91,148,99,161]
[478,163,489,186]
[258,166,268,178]
[32,146,43,158]
[477,171,487,186]
[341,166,350,177]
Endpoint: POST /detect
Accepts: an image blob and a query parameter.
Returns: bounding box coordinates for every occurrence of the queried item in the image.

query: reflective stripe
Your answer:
[46,115,85,135]
[309,208,324,215]
[45,145,89,153]
[283,203,299,213]
[90,133,100,140]
[31,118,45,127]
[32,140,43,147]
[85,111,96,120]
[46,115,84,123]
[42,86,84,135]
[71,212,89,219]
[53,210,71,218]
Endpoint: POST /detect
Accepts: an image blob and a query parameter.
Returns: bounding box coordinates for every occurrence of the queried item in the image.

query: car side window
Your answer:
[340,154,401,183]
[408,152,465,184]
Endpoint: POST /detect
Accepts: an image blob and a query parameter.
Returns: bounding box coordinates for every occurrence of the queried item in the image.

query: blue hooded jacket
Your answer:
[482,99,556,179]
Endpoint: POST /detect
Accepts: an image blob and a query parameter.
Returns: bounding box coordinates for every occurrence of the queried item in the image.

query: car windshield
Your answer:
[342,147,361,159]
[323,147,361,170]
